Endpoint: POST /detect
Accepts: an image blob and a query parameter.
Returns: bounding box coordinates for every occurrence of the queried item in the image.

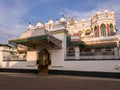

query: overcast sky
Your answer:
[0,0,120,43]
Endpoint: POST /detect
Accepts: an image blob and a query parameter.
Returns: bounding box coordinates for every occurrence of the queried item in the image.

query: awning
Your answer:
[67,35,86,46]
[86,42,117,48]
[9,34,62,49]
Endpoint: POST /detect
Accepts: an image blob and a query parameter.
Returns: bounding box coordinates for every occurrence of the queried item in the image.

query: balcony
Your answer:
[83,35,119,42]
[65,51,120,60]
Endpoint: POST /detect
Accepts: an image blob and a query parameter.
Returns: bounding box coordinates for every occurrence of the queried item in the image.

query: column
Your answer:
[97,25,100,37]
[114,47,119,58]
[75,46,80,59]
[107,24,110,36]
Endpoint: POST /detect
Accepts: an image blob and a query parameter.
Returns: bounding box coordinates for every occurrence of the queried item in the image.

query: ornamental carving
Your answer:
[69,17,75,26]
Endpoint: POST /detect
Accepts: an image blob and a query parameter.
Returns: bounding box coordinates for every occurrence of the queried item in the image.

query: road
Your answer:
[0,73,120,90]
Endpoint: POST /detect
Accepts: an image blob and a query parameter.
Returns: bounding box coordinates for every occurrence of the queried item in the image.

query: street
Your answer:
[0,73,120,90]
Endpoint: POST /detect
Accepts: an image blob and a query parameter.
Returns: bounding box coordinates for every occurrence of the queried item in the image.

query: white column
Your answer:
[75,46,80,59]
[114,47,119,58]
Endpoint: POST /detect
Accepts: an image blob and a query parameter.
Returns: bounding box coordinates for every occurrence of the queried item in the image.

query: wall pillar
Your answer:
[75,46,80,59]
[114,47,119,57]
[107,24,110,36]
[50,27,68,66]
[97,25,100,37]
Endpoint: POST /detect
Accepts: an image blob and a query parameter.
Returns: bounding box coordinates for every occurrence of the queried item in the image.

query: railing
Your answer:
[66,52,120,60]
[83,35,119,41]
[80,51,114,56]
[67,53,75,59]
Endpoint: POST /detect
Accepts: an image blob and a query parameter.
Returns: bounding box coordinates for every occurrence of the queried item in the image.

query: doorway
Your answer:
[38,49,50,74]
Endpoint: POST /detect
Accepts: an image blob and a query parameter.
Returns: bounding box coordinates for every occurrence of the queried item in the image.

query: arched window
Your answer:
[94,26,98,37]
[85,30,91,35]
[68,47,75,53]
[110,24,114,35]
[67,47,75,56]
[100,24,106,36]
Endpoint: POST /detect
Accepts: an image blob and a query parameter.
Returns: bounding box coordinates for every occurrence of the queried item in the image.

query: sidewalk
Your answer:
[0,72,120,81]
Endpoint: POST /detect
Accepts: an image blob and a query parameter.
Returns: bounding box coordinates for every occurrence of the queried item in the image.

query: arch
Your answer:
[110,24,114,35]
[100,24,106,36]
[38,48,50,74]
[94,26,98,37]
[85,30,91,35]
[67,47,75,56]
[68,47,75,53]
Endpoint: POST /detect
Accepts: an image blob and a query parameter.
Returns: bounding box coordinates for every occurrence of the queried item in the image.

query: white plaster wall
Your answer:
[0,51,2,61]
[51,32,66,66]
[49,60,120,73]
[0,51,38,70]
[51,49,64,66]
[26,51,38,69]
[27,51,38,61]
[1,61,37,69]
[0,51,3,67]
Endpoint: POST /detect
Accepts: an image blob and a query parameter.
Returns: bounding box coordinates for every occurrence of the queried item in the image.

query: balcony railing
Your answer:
[83,35,119,41]
[66,51,120,60]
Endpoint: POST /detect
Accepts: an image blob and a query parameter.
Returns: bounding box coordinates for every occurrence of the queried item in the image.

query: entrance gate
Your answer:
[38,49,50,74]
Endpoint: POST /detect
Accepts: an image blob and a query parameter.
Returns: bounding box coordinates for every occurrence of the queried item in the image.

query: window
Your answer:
[68,47,75,53]
[94,26,98,37]
[85,30,91,35]
[100,24,106,36]
[110,24,114,35]
[67,47,75,56]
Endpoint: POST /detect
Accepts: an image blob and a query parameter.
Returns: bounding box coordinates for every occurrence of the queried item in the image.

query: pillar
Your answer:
[114,47,119,57]
[97,25,100,37]
[75,46,80,59]
[50,27,68,66]
[107,24,110,36]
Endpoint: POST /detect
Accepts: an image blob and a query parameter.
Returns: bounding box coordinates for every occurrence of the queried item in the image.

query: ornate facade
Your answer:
[0,10,120,78]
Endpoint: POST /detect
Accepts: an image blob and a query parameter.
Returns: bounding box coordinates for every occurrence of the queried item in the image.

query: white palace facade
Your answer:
[0,9,120,78]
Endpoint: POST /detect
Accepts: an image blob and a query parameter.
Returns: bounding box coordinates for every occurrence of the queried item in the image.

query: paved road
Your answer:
[0,73,120,90]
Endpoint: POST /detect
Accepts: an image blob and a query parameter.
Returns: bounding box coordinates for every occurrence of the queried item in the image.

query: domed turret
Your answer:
[111,9,115,14]
[36,21,44,28]
[60,15,66,22]
[55,19,59,24]
[96,10,100,15]
[81,19,85,23]
[75,19,77,23]
[104,9,109,13]
[28,23,35,30]
[48,17,54,24]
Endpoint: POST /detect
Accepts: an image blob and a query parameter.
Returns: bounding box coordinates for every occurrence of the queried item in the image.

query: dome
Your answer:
[28,23,35,30]
[111,9,115,14]
[96,10,100,15]
[55,19,59,24]
[104,9,109,13]
[60,15,66,22]
[81,19,85,22]
[36,21,44,28]
[75,19,77,23]
[48,17,54,24]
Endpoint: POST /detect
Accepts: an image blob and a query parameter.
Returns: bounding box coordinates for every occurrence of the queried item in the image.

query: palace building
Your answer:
[0,9,120,78]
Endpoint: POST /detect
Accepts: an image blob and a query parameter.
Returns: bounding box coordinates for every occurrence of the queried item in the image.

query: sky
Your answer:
[0,0,120,43]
